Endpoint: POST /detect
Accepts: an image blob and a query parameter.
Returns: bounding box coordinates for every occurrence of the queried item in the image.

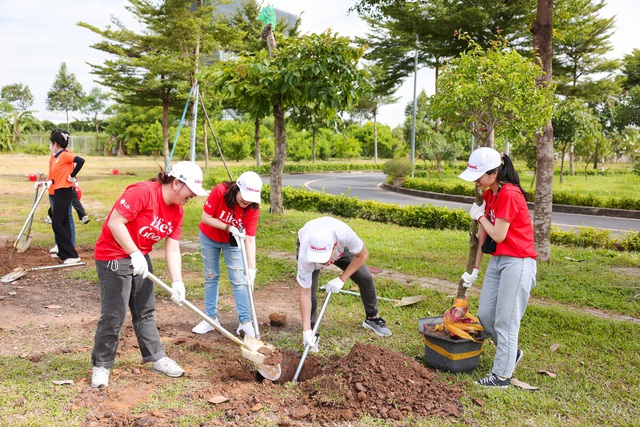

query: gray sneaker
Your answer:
[362,317,392,337]
[151,357,185,378]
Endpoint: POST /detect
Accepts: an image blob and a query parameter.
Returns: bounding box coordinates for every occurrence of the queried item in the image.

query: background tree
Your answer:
[350,62,399,164]
[46,63,85,131]
[553,0,619,101]
[205,30,366,213]
[1,83,35,144]
[83,87,110,141]
[553,97,602,182]
[79,0,240,163]
[430,35,554,148]
[621,49,640,90]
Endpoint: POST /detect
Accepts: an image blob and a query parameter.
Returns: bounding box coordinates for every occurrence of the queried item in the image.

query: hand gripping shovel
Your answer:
[12,175,47,257]
[145,272,282,381]
[233,232,261,339]
[292,290,333,382]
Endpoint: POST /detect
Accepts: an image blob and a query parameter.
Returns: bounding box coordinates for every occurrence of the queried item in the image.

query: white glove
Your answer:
[325,277,345,293]
[228,226,246,239]
[67,175,77,183]
[469,201,486,221]
[37,180,53,189]
[171,280,185,306]
[246,268,256,288]
[129,250,148,277]
[461,267,480,288]
[302,329,319,352]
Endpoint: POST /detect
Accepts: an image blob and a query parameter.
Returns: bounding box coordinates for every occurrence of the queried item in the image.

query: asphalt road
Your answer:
[265,171,640,234]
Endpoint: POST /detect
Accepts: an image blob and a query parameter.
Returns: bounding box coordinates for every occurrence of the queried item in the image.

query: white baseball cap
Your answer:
[237,171,262,204]
[307,229,335,263]
[168,161,208,196]
[458,147,502,182]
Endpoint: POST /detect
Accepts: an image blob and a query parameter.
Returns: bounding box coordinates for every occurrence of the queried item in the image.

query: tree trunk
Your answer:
[560,146,565,184]
[270,98,286,213]
[162,100,170,166]
[373,112,378,165]
[254,117,261,167]
[531,0,554,262]
[312,128,317,162]
[569,143,575,175]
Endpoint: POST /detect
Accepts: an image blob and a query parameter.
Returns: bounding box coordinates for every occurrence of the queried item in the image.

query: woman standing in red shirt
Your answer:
[90,161,208,389]
[191,171,263,338]
[458,147,537,389]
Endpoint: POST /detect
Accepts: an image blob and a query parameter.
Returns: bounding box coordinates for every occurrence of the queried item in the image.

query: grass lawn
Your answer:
[1,154,639,426]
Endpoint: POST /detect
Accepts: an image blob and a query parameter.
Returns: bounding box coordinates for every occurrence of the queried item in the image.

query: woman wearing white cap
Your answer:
[192,171,263,338]
[458,147,537,389]
[91,161,208,388]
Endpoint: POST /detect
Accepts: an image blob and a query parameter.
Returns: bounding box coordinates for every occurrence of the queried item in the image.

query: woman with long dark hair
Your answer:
[192,171,263,338]
[458,147,537,389]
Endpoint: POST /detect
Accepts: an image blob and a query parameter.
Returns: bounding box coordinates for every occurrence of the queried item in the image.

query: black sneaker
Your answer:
[475,373,510,389]
[362,317,392,337]
[514,349,524,368]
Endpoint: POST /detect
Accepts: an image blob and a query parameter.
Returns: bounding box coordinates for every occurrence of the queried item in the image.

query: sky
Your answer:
[0,0,639,128]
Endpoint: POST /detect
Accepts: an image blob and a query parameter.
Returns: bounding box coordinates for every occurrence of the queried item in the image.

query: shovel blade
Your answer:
[1,268,28,283]
[394,295,426,307]
[257,363,281,382]
[15,235,32,253]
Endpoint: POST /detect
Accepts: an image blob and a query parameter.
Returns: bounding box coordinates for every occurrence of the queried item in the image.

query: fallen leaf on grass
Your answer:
[250,403,264,412]
[510,378,539,390]
[550,343,560,352]
[52,380,74,385]
[539,370,557,378]
[208,395,229,404]
[472,397,485,407]
[45,305,62,309]
[564,257,583,262]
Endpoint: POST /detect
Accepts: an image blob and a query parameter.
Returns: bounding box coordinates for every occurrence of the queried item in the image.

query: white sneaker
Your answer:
[191,318,220,334]
[91,366,110,388]
[49,245,58,253]
[236,321,256,338]
[151,357,185,378]
[81,215,91,224]
[63,257,82,264]
[44,217,52,224]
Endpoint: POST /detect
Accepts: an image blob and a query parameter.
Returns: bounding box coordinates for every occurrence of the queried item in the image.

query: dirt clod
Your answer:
[269,312,287,327]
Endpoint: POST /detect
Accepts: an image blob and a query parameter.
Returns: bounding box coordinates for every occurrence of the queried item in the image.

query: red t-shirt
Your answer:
[483,183,537,259]
[199,183,260,243]
[94,181,183,260]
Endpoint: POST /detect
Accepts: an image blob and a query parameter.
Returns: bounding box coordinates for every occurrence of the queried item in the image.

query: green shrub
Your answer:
[382,158,411,178]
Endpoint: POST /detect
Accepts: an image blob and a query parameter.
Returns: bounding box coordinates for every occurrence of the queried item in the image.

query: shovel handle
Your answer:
[146,272,246,348]
[293,290,333,382]
[234,233,261,339]
[13,185,48,252]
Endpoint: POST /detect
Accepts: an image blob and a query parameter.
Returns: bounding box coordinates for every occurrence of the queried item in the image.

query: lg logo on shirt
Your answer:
[120,199,131,209]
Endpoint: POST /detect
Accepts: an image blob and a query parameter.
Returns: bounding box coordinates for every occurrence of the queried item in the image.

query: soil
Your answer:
[0,243,468,427]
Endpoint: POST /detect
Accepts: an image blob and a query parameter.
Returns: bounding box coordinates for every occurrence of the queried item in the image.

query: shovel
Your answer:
[12,174,46,257]
[233,232,261,339]
[145,272,282,381]
[1,262,86,283]
[320,286,425,307]
[293,290,333,382]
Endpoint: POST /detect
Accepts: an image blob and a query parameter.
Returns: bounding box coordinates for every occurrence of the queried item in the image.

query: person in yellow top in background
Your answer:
[36,129,84,264]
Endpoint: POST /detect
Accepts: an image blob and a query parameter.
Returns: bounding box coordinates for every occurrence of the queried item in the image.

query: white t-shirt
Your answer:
[296,217,364,289]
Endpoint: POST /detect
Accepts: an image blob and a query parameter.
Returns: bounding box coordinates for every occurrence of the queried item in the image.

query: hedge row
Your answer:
[402,178,640,211]
[275,185,640,252]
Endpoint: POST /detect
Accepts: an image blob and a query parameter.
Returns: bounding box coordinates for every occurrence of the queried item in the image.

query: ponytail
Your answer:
[497,154,529,200]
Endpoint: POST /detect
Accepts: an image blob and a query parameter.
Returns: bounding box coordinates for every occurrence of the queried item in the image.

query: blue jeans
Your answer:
[199,231,250,323]
[478,255,536,379]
